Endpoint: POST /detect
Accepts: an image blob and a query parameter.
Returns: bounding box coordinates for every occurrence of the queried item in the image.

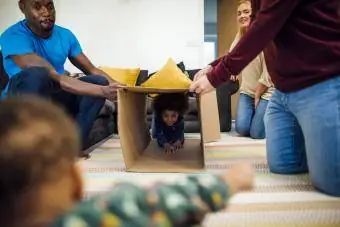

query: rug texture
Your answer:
[82,134,340,227]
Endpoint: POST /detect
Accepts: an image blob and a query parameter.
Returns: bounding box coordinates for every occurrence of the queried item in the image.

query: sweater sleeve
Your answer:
[207,0,301,88]
[52,175,231,227]
[258,52,272,88]
[209,58,221,67]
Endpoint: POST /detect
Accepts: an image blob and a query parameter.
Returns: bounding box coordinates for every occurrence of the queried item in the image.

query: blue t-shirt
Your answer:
[0,20,82,96]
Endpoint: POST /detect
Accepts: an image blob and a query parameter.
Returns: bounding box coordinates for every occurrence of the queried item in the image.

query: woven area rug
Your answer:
[82,133,340,227]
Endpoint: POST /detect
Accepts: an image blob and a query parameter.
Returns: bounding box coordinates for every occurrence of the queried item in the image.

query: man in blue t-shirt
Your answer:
[0,0,118,155]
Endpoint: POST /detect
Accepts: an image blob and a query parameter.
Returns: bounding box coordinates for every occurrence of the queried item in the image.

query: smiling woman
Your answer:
[198,0,274,140]
[226,0,274,140]
[237,0,251,36]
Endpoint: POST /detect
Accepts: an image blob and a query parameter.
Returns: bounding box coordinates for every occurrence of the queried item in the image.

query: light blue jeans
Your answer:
[235,93,268,139]
[265,76,340,197]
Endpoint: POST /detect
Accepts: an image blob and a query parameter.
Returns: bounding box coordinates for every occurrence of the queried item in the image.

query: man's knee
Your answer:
[79,75,109,86]
[12,67,51,94]
[21,67,50,80]
[92,75,109,86]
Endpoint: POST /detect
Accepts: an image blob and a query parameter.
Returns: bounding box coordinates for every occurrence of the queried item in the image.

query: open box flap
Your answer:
[117,89,151,170]
[199,90,221,143]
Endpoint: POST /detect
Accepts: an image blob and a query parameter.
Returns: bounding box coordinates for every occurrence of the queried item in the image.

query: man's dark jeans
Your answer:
[8,67,108,150]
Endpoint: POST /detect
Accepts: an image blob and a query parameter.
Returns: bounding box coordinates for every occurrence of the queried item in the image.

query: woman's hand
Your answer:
[230,75,239,82]
[254,83,268,108]
[193,65,213,82]
[254,97,260,108]
[190,74,215,94]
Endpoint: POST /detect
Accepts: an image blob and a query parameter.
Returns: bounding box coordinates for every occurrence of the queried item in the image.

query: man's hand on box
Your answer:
[101,82,119,101]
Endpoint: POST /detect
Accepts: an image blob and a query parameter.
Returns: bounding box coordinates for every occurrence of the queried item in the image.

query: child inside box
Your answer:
[151,93,189,153]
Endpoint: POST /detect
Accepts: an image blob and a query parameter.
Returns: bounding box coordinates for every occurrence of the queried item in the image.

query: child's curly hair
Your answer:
[152,93,189,116]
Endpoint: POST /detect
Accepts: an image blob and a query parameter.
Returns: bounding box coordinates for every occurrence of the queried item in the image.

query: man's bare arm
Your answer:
[11,54,109,97]
[69,53,115,83]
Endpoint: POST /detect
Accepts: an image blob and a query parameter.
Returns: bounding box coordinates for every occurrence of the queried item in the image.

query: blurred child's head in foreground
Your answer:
[153,93,189,126]
[0,96,83,227]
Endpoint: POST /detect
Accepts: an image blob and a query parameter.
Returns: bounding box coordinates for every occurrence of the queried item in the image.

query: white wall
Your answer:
[0,0,204,72]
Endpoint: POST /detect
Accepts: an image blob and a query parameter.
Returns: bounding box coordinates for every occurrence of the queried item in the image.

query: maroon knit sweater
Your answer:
[208,0,340,92]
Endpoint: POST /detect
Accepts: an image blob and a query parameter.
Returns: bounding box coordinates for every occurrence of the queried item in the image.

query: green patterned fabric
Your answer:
[81,135,340,226]
[52,175,229,227]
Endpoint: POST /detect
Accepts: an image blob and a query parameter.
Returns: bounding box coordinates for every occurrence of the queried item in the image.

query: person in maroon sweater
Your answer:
[190,0,340,197]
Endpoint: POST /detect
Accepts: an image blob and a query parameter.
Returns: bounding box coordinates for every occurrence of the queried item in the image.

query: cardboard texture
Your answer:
[117,87,221,173]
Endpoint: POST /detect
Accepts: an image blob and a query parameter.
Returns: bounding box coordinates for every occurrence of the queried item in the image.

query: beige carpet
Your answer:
[82,133,340,227]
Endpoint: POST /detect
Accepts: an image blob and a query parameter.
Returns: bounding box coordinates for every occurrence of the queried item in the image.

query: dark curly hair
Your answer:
[152,93,189,116]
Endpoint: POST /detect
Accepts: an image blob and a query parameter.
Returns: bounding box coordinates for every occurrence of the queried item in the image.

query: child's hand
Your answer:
[221,163,254,195]
[164,143,175,154]
[173,140,183,151]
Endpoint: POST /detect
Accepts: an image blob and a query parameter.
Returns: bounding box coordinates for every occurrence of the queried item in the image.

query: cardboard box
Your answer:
[117,86,221,173]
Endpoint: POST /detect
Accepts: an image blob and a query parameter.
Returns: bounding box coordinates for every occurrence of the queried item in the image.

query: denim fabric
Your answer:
[265,75,340,196]
[8,67,108,149]
[235,93,268,139]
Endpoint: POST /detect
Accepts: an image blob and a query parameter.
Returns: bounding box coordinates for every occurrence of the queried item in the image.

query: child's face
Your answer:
[162,110,179,126]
